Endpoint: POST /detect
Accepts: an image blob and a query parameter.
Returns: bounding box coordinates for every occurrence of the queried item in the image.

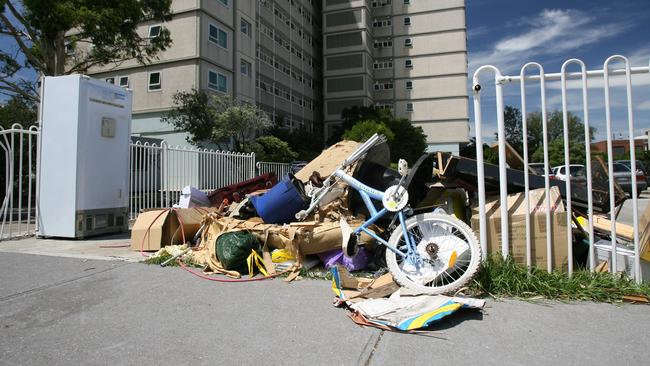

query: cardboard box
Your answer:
[131,208,213,251]
[471,187,570,271]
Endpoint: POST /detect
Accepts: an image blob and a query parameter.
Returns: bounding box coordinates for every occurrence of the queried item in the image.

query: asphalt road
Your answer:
[1,252,648,366]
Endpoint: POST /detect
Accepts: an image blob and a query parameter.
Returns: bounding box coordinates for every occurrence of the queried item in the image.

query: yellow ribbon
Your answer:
[247,250,269,278]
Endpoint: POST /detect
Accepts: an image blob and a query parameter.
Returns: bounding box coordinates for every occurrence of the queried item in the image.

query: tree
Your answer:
[269,124,323,161]
[383,117,427,164]
[335,105,427,164]
[459,137,499,165]
[0,0,173,101]
[215,102,273,151]
[343,120,394,143]
[250,135,298,163]
[501,105,523,154]
[161,89,213,146]
[163,90,272,151]
[0,95,37,129]
[328,105,393,144]
[498,106,596,160]
[532,139,587,167]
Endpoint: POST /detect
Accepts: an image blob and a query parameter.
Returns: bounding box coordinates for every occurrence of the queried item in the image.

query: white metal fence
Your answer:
[472,54,649,282]
[129,141,256,220]
[0,124,39,241]
[256,161,293,178]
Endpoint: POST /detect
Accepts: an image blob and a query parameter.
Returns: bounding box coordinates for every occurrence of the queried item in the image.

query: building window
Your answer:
[403,0,410,4]
[105,77,115,84]
[404,38,413,47]
[406,81,413,89]
[404,17,411,26]
[374,82,393,90]
[218,0,228,6]
[371,0,392,7]
[241,18,251,36]
[240,60,251,76]
[208,70,228,93]
[119,76,129,87]
[148,25,162,38]
[148,72,161,91]
[209,24,228,48]
[372,19,392,28]
[406,103,414,112]
[405,59,413,68]
[64,40,75,55]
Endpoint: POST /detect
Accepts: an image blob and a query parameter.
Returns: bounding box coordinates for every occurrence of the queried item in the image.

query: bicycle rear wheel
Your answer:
[385,213,481,295]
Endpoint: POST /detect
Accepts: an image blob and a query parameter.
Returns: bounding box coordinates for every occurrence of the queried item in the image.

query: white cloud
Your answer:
[638,100,650,111]
[629,48,650,67]
[469,9,633,75]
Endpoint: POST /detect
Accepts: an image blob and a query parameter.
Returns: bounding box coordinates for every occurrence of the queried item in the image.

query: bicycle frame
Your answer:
[333,169,415,260]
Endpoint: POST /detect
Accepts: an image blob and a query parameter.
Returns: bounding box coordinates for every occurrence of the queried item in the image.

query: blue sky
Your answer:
[466,0,650,142]
[2,1,648,142]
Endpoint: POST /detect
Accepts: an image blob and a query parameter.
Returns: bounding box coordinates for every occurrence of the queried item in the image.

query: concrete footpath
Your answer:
[0,250,648,366]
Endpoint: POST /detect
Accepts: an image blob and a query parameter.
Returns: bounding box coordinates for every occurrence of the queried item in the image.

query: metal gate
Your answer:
[256,161,293,178]
[472,55,649,282]
[0,124,39,241]
[129,141,256,220]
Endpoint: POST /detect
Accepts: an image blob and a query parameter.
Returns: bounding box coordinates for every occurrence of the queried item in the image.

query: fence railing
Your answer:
[256,161,293,178]
[130,141,256,220]
[472,54,649,282]
[0,124,39,241]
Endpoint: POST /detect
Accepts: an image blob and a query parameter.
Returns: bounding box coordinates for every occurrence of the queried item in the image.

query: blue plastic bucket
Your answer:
[250,176,307,224]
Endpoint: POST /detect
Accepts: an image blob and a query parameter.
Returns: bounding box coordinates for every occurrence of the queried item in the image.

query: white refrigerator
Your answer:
[38,75,132,238]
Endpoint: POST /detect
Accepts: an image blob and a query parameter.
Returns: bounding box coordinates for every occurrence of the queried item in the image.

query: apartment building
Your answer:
[322,0,469,153]
[88,0,468,153]
[88,0,323,147]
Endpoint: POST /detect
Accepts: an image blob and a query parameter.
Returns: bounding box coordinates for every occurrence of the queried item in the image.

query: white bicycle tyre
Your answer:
[385,213,481,295]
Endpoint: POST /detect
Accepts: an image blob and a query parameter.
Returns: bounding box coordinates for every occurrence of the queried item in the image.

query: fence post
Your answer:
[161,141,169,208]
[251,153,256,178]
[472,65,504,258]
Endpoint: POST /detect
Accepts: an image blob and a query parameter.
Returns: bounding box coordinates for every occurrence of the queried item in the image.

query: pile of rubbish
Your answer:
[132,135,650,331]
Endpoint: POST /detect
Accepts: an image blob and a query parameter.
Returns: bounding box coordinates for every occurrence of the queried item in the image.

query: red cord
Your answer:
[176,258,284,283]
[140,209,173,257]
[133,207,282,283]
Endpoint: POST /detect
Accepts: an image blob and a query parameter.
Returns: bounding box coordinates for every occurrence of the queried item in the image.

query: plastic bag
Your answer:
[216,231,262,270]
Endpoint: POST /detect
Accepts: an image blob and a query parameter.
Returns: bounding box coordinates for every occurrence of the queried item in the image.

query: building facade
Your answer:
[88,0,322,147]
[322,0,469,153]
[88,0,468,153]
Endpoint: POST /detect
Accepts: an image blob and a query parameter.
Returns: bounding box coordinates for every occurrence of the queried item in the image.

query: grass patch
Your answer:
[468,255,650,302]
[142,251,197,267]
[143,251,174,266]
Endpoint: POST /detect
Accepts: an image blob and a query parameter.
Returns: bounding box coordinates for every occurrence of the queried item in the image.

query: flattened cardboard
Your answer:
[295,140,360,181]
[471,187,569,270]
[131,208,214,251]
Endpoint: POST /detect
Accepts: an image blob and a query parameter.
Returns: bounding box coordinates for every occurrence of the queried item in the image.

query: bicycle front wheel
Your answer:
[385,213,481,295]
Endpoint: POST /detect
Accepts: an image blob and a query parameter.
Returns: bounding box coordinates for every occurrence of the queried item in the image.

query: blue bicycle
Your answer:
[296,134,481,294]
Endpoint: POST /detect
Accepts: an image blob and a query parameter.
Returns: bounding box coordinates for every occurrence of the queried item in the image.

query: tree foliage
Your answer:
[333,105,427,164]
[501,106,596,165]
[0,0,173,101]
[0,95,37,129]
[162,90,272,152]
[459,137,500,165]
[269,124,323,161]
[250,135,298,163]
[343,120,394,143]
[532,139,587,167]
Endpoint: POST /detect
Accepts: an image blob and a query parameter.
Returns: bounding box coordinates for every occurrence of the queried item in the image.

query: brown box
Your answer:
[131,208,212,251]
[471,187,570,271]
